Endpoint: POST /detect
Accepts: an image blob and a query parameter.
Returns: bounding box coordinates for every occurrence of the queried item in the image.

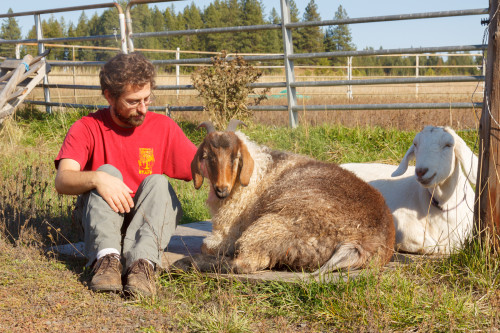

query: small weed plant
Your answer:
[191,51,268,129]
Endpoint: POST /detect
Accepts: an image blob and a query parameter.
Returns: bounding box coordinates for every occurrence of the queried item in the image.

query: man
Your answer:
[54,52,197,297]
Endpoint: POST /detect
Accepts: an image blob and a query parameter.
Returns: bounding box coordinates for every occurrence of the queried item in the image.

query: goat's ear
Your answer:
[392,144,415,177]
[238,141,254,186]
[449,129,478,185]
[191,145,205,189]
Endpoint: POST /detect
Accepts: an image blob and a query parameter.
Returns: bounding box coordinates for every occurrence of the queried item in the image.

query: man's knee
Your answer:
[97,164,123,180]
[139,174,177,201]
[142,174,169,189]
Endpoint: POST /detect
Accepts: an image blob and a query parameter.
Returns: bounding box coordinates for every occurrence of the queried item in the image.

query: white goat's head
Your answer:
[191,120,254,199]
[391,126,477,187]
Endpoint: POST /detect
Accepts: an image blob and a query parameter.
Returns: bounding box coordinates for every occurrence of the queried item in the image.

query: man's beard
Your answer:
[115,107,145,127]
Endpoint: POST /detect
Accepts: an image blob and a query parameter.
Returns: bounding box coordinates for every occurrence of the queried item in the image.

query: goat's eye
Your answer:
[444,143,453,148]
[413,143,417,148]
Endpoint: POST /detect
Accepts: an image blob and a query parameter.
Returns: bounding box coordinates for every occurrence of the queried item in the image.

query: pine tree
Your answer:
[264,7,282,54]
[0,8,22,57]
[73,11,93,61]
[164,4,182,52]
[26,15,66,60]
[202,0,241,53]
[130,4,155,51]
[296,0,324,64]
[237,0,265,53]
[148,7,166,60]
[324,5,355,66]
[285,0,301,51]
[201,1,222,52]
[88,9,120,61]
[179,3,204,53]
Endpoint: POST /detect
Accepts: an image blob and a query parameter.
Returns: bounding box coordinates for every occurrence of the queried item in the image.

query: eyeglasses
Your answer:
[121,95,155,109]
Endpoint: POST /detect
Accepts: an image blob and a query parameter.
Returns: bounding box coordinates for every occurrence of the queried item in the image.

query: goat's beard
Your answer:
[114,107,145,127]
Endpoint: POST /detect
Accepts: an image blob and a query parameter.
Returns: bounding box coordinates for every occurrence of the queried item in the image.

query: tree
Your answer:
[163,4,183,52]
[0,9,22,57]
[264,7,282,54]
[237,0,266,53]
[296,0,324,64]
[130,4,155,51]
[202,0,242,53]
[179,4,204,53]
[88,9,120,61]
[0,9,21,40]
[324,5,355,66]
[27,14,66,60]
[72,11,93,61]
[286,0,301,51]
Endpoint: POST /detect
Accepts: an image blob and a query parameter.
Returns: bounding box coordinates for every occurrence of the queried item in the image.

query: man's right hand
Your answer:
[55,159,134,213]
[94,171,134,213]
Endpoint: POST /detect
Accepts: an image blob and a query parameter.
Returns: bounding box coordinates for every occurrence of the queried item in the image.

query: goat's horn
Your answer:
[226,119,247,132]
[198,121,216,133]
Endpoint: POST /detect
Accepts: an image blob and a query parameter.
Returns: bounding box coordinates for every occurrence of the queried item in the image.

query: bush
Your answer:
[191,51,268,130]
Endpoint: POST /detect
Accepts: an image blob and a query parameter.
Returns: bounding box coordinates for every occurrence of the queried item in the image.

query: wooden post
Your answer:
[475,0,500,248]
[0,54,33,108]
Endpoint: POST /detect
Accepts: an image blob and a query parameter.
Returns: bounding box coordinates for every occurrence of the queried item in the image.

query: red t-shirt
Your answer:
[55,108,197,196]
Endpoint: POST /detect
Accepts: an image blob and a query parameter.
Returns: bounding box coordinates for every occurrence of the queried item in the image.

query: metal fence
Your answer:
[0,0,488,127]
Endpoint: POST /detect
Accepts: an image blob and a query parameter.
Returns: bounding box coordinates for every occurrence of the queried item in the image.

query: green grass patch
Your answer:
[0,107,497,331]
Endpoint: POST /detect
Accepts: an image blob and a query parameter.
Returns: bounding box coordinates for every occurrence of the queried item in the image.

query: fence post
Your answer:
[347,56,353,99]
[35,14,52,114]
[176,47,180,100]
[475,0,500,248]
[280,0,298,128]
[415,55,419,98]
[15,44,20,59]
[118,11,128,53]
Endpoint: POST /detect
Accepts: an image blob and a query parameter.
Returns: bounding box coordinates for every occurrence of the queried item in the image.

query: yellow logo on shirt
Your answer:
[138,148,155,175]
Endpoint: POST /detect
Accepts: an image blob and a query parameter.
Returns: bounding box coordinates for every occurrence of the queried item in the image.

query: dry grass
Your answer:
[35,68,483,130]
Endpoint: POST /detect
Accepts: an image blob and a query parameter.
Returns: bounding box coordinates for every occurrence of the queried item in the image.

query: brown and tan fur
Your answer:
[180,128,395,275]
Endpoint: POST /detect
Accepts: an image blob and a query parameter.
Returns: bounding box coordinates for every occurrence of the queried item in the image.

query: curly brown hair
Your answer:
[99,52,156,99]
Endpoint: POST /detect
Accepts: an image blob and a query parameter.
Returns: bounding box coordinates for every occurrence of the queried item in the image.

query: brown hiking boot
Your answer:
[124,259,156,297]
[89,254,123,293]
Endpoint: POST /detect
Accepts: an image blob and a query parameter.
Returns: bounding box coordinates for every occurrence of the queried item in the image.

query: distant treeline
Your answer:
[0,0,482,76]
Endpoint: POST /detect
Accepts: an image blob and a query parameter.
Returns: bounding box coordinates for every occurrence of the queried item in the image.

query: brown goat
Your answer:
[176,120,395,275]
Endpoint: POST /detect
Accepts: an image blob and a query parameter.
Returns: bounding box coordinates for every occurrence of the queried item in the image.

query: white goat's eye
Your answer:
[413,143,417,148]
[444,143,453,148]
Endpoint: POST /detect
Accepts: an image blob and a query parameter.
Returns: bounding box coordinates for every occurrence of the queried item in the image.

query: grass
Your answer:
[0,107,497,331]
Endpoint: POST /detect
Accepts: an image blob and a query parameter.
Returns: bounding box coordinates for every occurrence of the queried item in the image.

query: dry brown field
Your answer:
[31,68,484,130]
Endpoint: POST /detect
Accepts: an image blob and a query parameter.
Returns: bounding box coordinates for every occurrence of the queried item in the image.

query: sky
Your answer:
[0,0,488,50]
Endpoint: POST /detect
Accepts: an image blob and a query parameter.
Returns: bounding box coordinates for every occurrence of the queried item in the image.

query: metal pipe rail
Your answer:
[41,75,485,91]
[286,8,489,29]
[46,44,486,67]
[23,100,481,113]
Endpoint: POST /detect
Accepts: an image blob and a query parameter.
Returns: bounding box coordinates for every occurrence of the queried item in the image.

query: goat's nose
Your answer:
[215,186,229,198]
[415,167,428,178]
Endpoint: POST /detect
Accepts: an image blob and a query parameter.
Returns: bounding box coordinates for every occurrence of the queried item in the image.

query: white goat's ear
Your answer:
[448,128,478,185]
[238,140,254,186]
[392,144,415,177]
[191,145,205,189]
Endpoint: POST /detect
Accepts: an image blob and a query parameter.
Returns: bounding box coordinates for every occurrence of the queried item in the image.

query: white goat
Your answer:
[173,120,395,275]
[342,126,478,255]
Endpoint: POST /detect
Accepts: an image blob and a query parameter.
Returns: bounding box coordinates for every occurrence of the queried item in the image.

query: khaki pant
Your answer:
[77,164,182,270]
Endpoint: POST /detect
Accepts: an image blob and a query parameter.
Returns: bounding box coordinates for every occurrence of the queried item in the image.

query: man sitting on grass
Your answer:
[54,52,197,297]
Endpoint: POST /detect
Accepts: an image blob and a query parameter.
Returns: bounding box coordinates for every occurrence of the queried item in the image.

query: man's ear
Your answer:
[103,89,115,107]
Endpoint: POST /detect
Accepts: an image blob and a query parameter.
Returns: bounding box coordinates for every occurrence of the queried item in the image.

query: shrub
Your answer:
[191,51,268,130]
